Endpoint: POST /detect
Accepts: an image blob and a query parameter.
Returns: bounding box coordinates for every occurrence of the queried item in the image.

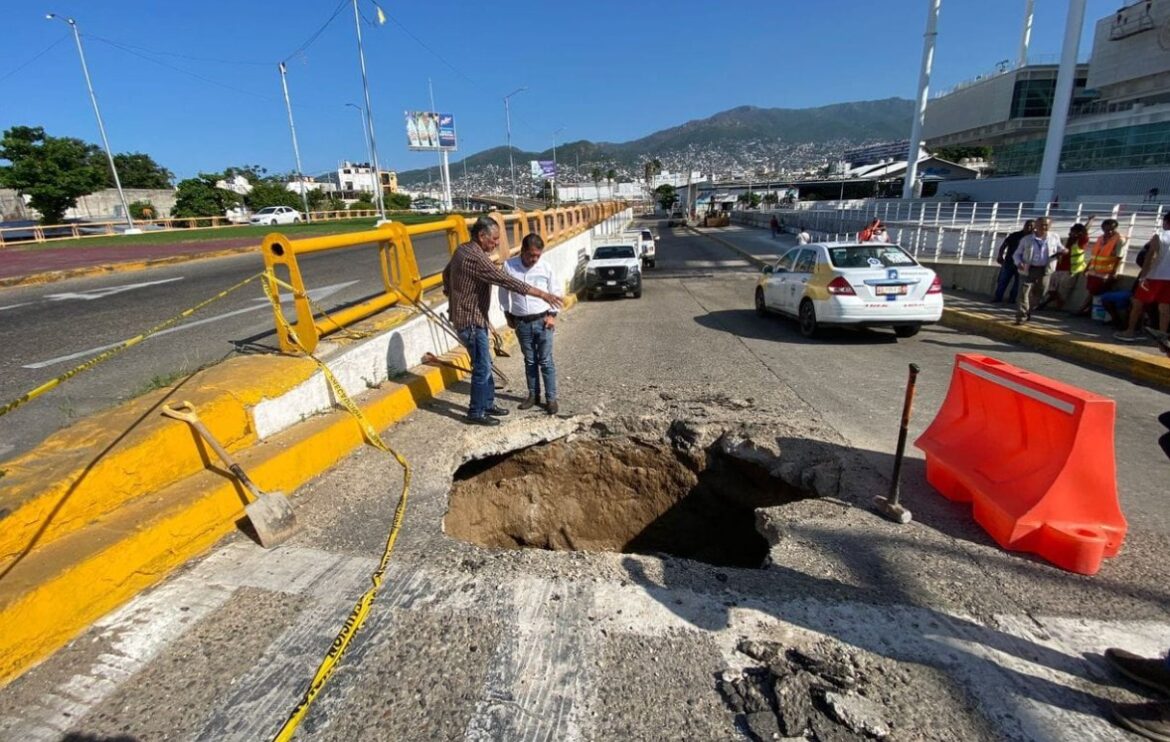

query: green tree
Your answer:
[762,192,779,206]
[737,192,762,209]
[100,152,173,189]
[246,181,303,211]
[325,195,348,214]
[222,164,268,182]
[653,184,677,211]
[172,174,240,219]
[386,192,411,210]
[0,126,105,224]
[606,168,616,199]
[127,200,157,219]
[305,188,329,211]
[349,198,376,212]
[590,167,602,201]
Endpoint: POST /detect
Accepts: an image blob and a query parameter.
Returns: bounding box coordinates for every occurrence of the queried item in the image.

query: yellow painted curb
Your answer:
[0,247,258,288]
[0,354,465,685]
[941,308,1170,390]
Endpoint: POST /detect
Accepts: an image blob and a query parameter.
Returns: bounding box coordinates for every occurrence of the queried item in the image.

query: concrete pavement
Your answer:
[2,218,1166,739]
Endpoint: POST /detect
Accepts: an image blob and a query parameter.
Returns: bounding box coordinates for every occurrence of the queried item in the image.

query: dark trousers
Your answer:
[994,261,1019,303]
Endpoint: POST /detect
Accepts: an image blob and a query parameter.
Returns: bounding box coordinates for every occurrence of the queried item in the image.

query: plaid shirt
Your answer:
[442,241,532,330]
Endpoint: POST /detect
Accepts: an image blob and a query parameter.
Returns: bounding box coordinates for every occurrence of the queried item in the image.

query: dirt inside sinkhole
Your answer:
[444,435,814,568]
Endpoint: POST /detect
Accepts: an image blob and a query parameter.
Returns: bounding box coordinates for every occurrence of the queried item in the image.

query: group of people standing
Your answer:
[992,213,1170,342]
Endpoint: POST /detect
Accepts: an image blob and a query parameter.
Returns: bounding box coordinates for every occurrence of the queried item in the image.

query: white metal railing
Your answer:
[738,197,1165,270]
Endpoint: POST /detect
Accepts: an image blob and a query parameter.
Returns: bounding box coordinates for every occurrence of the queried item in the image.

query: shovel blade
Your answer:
[245,492,300,548]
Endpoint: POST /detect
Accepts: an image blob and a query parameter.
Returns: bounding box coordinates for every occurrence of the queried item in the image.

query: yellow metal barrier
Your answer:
[260,203,625,354]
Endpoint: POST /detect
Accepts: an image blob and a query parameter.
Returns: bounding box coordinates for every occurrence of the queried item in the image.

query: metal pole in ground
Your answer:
[279,63,313,223]
[874,363,920,524]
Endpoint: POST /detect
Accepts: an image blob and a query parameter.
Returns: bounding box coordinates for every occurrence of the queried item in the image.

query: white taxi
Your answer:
[754,242,943,338]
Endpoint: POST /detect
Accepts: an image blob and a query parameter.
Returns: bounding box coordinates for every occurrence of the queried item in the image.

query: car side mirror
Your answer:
[762,265,774,274]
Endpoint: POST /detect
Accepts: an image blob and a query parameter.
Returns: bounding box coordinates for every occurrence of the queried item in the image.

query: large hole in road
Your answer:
[444,435,814,568]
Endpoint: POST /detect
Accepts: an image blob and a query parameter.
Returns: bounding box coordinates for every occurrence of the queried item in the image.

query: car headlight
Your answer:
[586,266,598,275]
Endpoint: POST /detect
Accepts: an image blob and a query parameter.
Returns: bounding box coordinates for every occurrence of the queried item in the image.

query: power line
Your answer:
[85,36,269,67]
[90,36,275,102]
[282,0,349,64]
[0,33,70,84]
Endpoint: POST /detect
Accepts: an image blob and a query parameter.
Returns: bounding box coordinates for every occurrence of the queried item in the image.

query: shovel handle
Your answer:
[161,400,200,424]
[162,401,255,489]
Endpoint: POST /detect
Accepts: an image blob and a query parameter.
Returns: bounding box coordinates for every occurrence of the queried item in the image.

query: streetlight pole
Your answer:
[503,86,526,209]
[352,0,387,223]
[47,13,138,233]
[278,62,312,223]
[552,126,565,207]
[345,102,375,184]
[902,0,941,201]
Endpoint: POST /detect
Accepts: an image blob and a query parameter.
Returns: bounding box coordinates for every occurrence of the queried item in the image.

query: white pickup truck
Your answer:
[585,242,643,299]
[637,228,657,268]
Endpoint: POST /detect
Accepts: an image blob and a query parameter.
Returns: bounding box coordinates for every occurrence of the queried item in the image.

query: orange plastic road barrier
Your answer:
[914,353,1125,575]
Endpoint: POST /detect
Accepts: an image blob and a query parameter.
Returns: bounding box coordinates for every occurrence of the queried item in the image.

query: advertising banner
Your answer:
[529,160,557,179]
[406,111,457,151]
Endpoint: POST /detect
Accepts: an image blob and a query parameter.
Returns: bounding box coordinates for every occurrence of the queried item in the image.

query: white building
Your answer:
[322,162,398,199]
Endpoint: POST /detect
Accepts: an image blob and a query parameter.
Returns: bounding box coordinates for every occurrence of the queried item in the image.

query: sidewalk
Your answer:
[692,223,1170,390]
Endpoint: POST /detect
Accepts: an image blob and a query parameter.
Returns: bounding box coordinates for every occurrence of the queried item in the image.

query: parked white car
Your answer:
[638,228,657,268]
[755,242,943,338]
[249,206,302,225]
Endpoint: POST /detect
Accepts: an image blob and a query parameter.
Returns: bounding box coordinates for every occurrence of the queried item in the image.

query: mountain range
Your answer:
[395,97,914,186]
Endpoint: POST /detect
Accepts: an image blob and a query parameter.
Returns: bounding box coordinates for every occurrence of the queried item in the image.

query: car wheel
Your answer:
[293,217,301,223]
[894,324,921,338]
[798,299,819,338]
[633,285,642,298]
[270,219,278,226]
[754,288,768,317]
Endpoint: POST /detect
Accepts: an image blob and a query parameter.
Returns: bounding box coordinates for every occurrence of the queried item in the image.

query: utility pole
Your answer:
[902,0,941,201]
[552,126,565,207]
[345,102,375,181]
[1035,0,1086,206]
[352,0,387,223]
[279,63,313,222]
[504,86,526,209]
[48,14,138,233]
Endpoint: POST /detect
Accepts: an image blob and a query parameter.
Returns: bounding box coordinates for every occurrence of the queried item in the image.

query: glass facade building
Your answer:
[995,120,1170,176]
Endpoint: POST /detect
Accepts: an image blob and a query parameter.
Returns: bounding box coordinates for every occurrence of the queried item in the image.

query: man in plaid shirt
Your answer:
[443,216,563,425]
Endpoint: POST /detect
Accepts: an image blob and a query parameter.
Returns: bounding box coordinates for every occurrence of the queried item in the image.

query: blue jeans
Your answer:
[994,261,1019,303]
[515,318,557,402]
[457,326,494,418]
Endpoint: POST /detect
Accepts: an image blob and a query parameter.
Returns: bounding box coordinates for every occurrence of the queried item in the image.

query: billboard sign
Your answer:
[406,111,457,151]
[529,160,557,179]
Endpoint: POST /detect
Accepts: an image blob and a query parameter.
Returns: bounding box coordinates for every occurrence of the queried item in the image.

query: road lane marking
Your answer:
[22,280,359,369]
[0,302,34,312]
[43,277,185,302]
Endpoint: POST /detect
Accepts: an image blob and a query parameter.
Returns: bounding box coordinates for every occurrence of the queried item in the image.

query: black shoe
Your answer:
[518,395,537,410]
[484,405,510,417]
[545,400,559,415]
[465,415,501,427]
[1106,648,1170,695]
[1109,700,1170,741]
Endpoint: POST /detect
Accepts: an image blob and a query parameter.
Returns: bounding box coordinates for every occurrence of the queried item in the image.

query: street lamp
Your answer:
[47,13,138,233]
[503,86,526,209]
[552,126,565,207]
[351,0,387,223]
[345,102,375,196]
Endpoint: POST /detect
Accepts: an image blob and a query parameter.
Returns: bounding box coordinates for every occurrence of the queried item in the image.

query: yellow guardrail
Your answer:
[260,202,624,354]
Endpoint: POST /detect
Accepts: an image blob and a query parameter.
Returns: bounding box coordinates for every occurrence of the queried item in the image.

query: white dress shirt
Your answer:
[1016,233,1066,268]
[500,256,560,315]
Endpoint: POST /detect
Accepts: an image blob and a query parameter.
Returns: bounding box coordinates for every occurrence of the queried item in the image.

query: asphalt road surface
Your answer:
[1,216,1167,740]
[0,233,452,460]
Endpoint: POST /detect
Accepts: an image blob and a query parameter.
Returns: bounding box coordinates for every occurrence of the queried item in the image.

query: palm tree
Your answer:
[606,168,616,200]
[590,167,602,202]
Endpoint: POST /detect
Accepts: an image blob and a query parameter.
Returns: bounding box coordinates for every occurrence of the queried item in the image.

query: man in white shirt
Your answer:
[1013,216,1066,325]
[500,234,562,414]
[797,225,811,245]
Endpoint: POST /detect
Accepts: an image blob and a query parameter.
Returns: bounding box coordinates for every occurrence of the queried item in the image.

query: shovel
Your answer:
[162,401,299,548]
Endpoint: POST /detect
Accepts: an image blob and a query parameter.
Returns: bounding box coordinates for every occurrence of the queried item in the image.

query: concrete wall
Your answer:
[252,208,633,439]
[0,188,178,221]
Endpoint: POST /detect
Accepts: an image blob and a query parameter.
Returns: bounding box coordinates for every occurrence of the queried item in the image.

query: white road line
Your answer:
[0,302,34,312]
[22,280,359,369]
[43,276,185,302]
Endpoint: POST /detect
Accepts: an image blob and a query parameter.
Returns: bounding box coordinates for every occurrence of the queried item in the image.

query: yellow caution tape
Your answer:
[263,273,412,742]
[0,271,267,420]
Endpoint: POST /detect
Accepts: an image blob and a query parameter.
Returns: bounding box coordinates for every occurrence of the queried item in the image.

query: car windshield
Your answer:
[827,245,917,269]
[255,207,277,214]
[594,246,636,259]
[641,231,653,240]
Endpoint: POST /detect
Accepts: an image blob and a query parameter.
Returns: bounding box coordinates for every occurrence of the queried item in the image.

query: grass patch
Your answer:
[13,213,458,252]
[137,370,189,396]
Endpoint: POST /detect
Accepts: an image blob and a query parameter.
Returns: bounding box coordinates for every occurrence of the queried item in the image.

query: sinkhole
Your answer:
[444,434,815,568]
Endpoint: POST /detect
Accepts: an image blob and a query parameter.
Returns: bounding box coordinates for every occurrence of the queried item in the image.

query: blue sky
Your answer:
[0,0,1117,180]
